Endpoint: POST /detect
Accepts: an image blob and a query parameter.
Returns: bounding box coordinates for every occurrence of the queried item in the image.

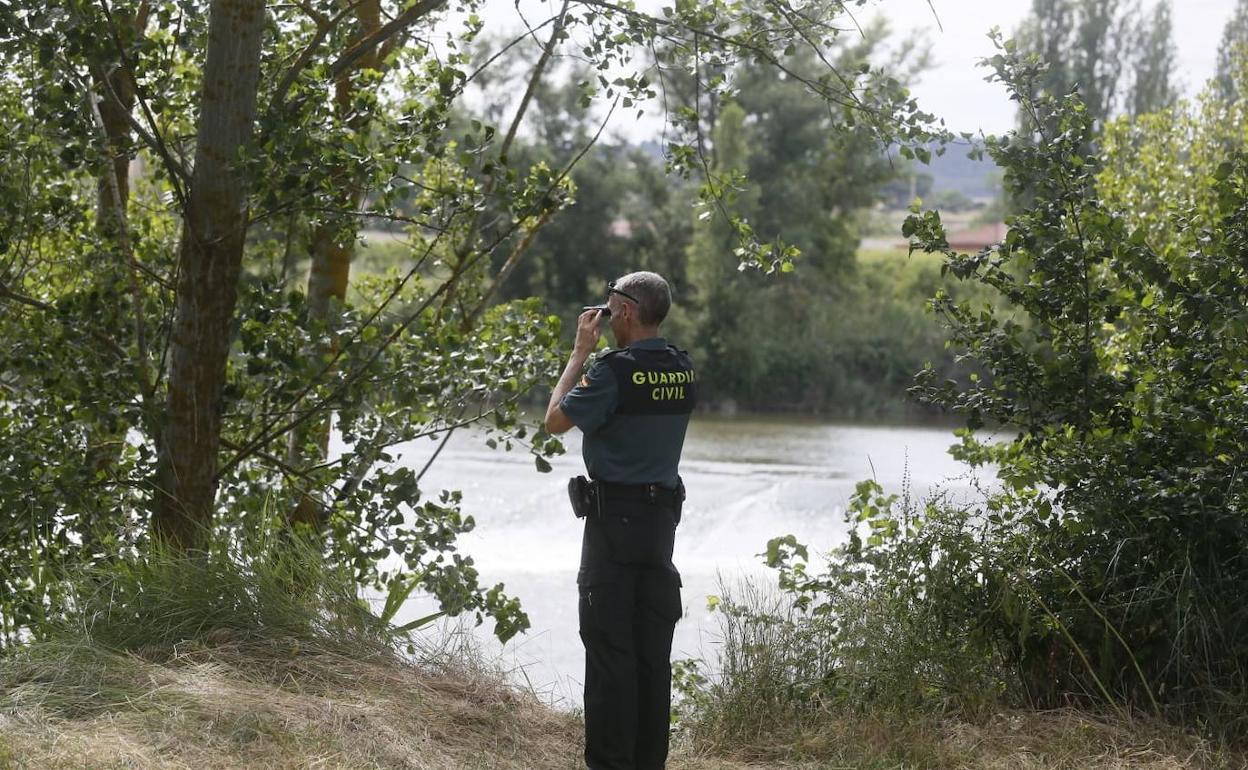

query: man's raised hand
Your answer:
[573,308,603,356]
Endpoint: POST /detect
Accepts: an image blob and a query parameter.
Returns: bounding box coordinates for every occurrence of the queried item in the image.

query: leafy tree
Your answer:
[1127,1,1177,116]
[474,60,692,324]
[1216,0,1248,100]
[679,25,927,409]
[1013,0,1177,126]
[1099,55,1248,257]
[1013,0,1139,131]
[686,101,758,402]
[492,15,937,413]
[0,0,941,647]
[905,31,1248,726]
[499,144,688,323]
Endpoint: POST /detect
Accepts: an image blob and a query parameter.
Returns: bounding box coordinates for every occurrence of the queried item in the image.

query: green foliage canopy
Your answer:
[710,30,1248,734]
[904,32,1248,724]
[0,0,944,648]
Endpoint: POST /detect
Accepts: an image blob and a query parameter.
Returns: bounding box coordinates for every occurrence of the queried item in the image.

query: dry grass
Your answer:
[0,638,582,770]
[675,709,1248,770]
[2,643,1245,769]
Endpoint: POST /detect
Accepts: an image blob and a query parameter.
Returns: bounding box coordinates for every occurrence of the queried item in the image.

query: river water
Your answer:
[362,415,988,707]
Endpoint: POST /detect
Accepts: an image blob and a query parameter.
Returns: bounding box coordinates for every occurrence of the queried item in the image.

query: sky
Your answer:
[864,0,1239,135]
[469,0,1246,142]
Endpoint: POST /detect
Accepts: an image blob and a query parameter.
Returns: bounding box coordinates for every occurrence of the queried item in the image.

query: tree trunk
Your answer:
[285,0,381,530]
[85,8,151,529]
[285,223,354,529]
[94,67,135,243]
[153,0,265,549]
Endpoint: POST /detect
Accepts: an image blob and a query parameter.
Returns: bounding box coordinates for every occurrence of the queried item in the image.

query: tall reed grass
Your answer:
[0,528,404,718]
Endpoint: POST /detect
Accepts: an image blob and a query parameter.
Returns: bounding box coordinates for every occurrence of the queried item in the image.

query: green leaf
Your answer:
[379,571,426,626]
[393,611,445,633]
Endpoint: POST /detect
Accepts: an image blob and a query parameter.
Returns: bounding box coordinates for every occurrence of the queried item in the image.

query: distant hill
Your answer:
[630,137,1001,201]
[922,140,1001,200]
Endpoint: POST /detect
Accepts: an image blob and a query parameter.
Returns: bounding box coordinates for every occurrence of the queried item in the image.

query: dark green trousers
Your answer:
[578,494,682,770]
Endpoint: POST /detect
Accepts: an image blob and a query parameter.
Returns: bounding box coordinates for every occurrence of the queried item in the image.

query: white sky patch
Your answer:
[455,0,1243,143]
[867,0,1237,136]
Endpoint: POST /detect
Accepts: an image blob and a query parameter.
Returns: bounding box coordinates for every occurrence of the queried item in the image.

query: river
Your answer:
[362,415,990,707]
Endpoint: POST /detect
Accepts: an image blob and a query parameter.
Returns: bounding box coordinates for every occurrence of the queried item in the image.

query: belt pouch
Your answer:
[568,475,592,519]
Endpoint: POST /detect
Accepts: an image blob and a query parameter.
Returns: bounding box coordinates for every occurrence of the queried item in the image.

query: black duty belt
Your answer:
[594,478,684,506]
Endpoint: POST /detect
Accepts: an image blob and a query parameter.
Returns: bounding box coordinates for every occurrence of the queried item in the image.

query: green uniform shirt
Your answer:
[559,337,695,488]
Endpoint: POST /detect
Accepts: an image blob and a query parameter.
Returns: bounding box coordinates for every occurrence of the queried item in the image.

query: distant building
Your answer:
[893,222,1007,252]
[608,216,632,238]
[945,222,1008,251]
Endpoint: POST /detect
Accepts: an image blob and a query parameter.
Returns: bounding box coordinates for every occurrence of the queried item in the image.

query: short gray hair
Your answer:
[615,271,671,326]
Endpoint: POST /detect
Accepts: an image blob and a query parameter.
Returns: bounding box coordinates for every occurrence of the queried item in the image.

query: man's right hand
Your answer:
[547,309,604,434]
[573,308,603,356]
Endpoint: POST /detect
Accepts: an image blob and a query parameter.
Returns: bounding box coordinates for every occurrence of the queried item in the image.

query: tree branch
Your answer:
[437,1,571,318]
[499,0,571,161]
[463,16,559,89]
[463,208,553,329]
[0,279,52,311]
[442,96,618,323]
[268,0,364,114]
[88,84,155,400]
[328,0,447,80]
[220,436,318,482]
[576,0,866,116]
[0,279,131,361]
[93,63,191,182]
[764,0,868,115]
[214,219,463,481]
[97,0,192,206]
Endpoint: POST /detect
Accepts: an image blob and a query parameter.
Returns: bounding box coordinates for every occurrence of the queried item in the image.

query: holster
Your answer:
[676,476,686,525]
[568,475,596,519]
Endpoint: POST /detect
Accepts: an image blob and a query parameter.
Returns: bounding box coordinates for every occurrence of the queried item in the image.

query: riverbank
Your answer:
[0,630,581,770]
[1,637,1237,769]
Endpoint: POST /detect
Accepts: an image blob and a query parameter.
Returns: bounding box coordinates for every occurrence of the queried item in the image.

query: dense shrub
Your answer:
[680,32,1248,741]
[906,34,1248,730]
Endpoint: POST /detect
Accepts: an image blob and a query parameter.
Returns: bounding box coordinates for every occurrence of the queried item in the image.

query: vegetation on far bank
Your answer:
[350,241,988,420]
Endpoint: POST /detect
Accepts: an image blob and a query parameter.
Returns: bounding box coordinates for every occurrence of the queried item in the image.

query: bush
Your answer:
[674,578,839,754]
[59,532,394,656]
[0,526,424,718]
[903,34,1248,733]
[675,475,1015,737]
[681,34,1248,747]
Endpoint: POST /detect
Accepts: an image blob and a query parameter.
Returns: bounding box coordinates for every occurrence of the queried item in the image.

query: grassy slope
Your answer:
[1,639,1238,769]
[684,710,1242,770]
[0,639,579,770]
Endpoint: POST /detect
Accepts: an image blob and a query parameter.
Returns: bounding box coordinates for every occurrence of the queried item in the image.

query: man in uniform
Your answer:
[544,270,695,770]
